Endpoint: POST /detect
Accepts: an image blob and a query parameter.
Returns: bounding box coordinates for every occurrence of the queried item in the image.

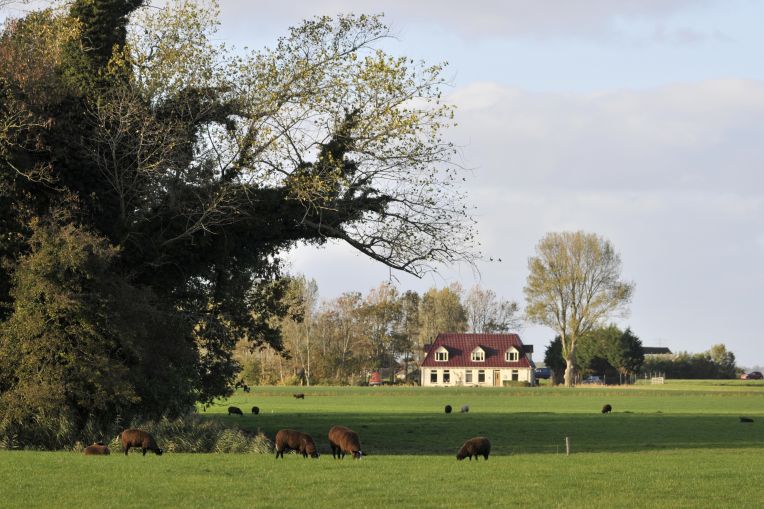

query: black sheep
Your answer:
[602,404,612,414]
[251,406,260,415]
[456,436,491,461]
[228,406,243,416]
[293,393,305,399]
[444,405,452,414]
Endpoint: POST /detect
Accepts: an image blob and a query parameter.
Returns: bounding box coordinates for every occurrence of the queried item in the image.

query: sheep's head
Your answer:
[155,448,164,456]
[352,450,363,459]
[310,450,319,459]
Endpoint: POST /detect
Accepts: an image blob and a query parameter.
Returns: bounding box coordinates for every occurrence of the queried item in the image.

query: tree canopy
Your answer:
[0,0,475,446]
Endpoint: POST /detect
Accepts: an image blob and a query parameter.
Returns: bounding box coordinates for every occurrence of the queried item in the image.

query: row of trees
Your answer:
[236,280,520,385]
[641,344,738,380]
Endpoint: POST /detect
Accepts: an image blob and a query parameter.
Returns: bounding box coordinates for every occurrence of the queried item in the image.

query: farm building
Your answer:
[420,333,535,387]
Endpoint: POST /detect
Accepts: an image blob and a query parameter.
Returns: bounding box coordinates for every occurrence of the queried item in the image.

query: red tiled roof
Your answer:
[420,333,532,368]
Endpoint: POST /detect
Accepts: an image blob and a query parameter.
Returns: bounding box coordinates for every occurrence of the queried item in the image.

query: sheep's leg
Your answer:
[142,448,147,456]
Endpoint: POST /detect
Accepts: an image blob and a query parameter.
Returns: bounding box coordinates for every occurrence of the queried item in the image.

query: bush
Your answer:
[502,381,531,387]
[111,414,272,454]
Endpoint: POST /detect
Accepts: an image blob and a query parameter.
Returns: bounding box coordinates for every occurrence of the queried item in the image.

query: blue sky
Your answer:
[3,1,763,366]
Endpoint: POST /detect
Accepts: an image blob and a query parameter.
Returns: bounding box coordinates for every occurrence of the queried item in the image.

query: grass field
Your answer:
[2,382,764,508]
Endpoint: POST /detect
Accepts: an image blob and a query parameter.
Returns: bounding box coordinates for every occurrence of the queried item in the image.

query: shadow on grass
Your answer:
[203,411,764,456]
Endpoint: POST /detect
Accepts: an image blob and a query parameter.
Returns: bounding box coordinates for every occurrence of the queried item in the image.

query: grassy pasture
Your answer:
[211,384,764,455]
[2,383,764,508]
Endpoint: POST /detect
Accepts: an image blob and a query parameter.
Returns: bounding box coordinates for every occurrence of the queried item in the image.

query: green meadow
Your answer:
[3,382,764,508]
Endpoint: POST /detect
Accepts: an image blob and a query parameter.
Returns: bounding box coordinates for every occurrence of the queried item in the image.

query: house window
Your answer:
[506,350,519,362]
[435,349,448,362]
[465,370,473,384]
[471,349,485,362]
[478,370,485,383]
[512,369,519,381]
[443,370,450,384]
[430,370,437,384]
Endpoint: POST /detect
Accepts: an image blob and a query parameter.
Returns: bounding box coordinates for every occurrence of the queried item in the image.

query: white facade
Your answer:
[421,366,534,387]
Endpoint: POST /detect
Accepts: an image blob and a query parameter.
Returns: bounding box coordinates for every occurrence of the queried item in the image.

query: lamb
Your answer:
[460,405,469,413]
[274,429,319,459]
[251,406,260,415]
[121,429,163,456]
[456,436,491,461]
[328,425,363,459]
[293,393,305,399]
[83,442,110,455]
[602,404,612,414]
[228,406,244,416]
[444,405,452,414]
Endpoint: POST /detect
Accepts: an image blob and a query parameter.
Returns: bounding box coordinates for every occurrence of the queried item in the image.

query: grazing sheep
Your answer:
[83,442,110,455]
[228,406,244,416]
[275,429,319,459]
[251,406,260,415]
[328,425,363,459]
[740,417,754,423]
[456,436,491,461]
[121,429,163,456]
[444,405,452,414]
[601,404,612,414]
[293,393,305,399]
[460,405,469,413]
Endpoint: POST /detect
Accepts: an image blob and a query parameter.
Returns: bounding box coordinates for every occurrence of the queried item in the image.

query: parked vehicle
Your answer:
[534,368,552,379]
[741,371,763,380]
[582,375,602,384]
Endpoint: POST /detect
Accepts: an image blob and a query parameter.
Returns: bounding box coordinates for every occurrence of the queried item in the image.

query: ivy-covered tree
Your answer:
[0,0,474,445]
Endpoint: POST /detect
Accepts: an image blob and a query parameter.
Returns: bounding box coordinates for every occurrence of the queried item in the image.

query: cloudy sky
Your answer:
[4,1,763,366]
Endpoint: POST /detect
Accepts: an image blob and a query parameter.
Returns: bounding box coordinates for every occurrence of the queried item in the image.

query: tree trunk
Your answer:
[564,353,576,387]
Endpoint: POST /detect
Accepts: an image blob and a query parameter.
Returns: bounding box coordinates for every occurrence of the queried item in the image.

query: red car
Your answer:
[741,371,763,380]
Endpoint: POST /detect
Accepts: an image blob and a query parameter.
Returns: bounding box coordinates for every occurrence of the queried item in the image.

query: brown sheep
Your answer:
[228,406,244,416]
[274,429,319,459]
[328,425,363,459]
[121,429,163,456]
[293,393,305,399]
[456,436,491,461]
[602,404,612,414]
[83,442,110,455]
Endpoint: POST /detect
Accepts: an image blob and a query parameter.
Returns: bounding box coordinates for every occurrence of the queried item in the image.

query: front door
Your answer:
[493,370,501,386]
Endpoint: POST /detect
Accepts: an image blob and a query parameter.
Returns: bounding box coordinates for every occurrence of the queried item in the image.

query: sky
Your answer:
[3,1,763,366]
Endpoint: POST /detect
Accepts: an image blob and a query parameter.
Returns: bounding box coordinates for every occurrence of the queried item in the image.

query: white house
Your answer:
[420,333,535,387]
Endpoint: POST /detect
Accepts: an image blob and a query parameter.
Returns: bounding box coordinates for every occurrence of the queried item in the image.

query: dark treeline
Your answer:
[235,278,521,386]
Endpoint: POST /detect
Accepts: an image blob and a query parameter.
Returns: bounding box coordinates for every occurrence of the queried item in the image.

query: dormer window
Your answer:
[471,347,485,362]
[505,348,519,362]
[435,347,449,362]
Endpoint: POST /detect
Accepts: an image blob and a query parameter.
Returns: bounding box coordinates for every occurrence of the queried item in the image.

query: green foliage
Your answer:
[576,325,644,377]
[642,344,738,379]
[543,337,565,385]
[0,216,200,448]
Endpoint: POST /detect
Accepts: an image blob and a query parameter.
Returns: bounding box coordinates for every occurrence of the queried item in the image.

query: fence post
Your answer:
[565,436,571,456]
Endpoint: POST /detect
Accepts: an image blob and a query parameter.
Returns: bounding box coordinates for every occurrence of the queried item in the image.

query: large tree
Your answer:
[524,231,634,387]
[0,0,475,444]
